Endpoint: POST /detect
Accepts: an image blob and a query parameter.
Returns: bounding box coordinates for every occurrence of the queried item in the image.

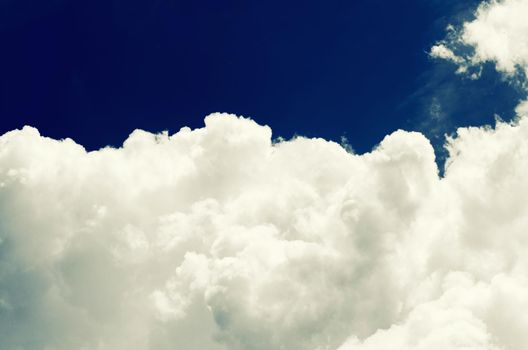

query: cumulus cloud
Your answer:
[2,111,528,349]
[430,0,528,82]
[3,2,528,348]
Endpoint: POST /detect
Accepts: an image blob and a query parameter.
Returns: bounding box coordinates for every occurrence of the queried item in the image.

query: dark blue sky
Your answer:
[0,0,523,156]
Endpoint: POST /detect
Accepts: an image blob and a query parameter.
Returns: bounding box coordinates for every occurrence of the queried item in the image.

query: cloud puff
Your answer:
[431,0,528,82]
[2,111,528,349]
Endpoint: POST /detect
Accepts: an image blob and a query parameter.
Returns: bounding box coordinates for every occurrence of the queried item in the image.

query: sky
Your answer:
[4,1,528,350]
[0,0,524,156]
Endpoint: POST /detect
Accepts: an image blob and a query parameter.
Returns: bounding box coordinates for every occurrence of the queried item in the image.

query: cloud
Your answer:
[3,2,528,349]
[1,111,528,349]
[431,0,528,82]
[430,43,468,73]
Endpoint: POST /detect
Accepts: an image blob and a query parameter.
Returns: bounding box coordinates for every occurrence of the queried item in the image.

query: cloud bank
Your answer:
[3,1,528,349]
[1,110,528,350]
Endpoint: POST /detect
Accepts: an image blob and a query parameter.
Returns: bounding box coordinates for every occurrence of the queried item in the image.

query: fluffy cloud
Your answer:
[2,111,528,349]
[431,0,528,81]
[3,3,528,346]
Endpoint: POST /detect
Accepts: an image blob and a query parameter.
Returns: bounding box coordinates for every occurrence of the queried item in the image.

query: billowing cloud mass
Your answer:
[1,111,528,350]
[431,0,528,82]
[4,1,528,349]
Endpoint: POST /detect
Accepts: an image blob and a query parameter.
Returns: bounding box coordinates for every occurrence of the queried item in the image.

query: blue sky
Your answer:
[0,0,524,156]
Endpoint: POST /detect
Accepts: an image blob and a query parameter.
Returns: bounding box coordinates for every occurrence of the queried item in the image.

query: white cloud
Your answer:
[463,0,528,75]
[2,112,528,349]
[430,44,468,74]
[431,0,528,81]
